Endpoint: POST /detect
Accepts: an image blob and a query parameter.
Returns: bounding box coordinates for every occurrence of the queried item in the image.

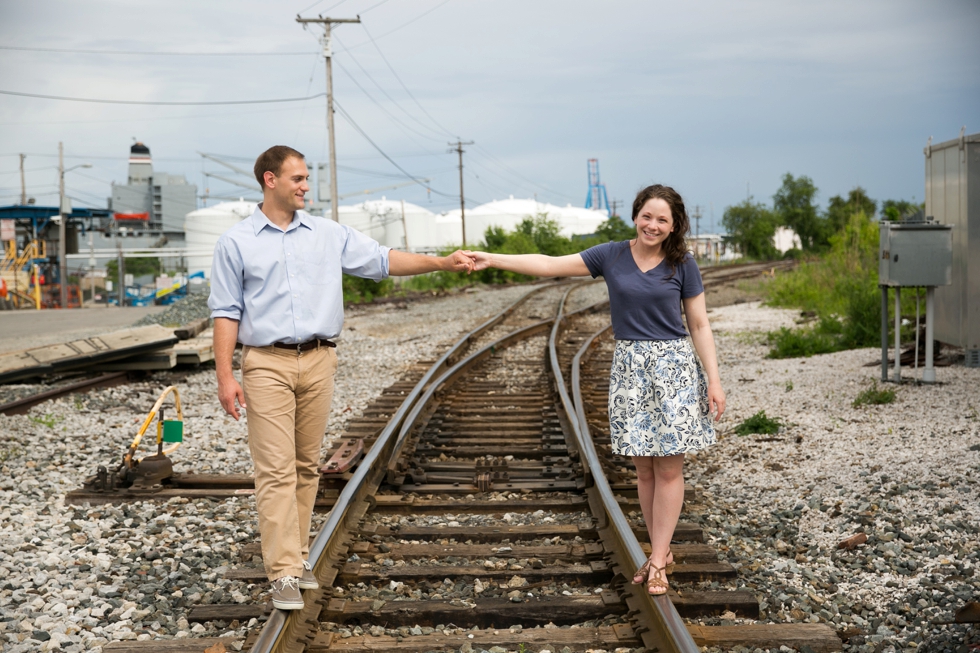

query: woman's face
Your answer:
[633,197,675,249]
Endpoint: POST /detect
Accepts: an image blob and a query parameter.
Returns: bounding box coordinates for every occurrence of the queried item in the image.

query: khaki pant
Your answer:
[241,344,337,581]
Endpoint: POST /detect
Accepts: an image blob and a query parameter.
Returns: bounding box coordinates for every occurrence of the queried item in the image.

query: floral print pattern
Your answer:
[608,338,715,457]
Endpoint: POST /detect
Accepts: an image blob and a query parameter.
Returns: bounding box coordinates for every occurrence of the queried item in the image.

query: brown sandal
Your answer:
[632,558,652,585]
[646,563,670,595]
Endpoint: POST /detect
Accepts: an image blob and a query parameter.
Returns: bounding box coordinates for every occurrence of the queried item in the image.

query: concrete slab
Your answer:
[0,306,167,354]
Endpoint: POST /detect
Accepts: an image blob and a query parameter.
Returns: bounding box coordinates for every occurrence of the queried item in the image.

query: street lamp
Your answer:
[58,140,92,309]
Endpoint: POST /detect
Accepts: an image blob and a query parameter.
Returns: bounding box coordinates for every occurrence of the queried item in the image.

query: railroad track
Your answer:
[15,260,828,653]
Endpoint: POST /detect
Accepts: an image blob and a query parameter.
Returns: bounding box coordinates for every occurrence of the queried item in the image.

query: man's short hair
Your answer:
[254,145,305,188]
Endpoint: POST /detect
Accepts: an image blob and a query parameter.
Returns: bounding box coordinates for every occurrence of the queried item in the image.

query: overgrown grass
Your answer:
[29,413,62,429]
[764,211,892,357]
[852,381,896,407]
[734,410,783,436]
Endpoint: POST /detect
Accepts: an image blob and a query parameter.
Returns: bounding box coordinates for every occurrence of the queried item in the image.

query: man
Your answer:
[209,145,473,610]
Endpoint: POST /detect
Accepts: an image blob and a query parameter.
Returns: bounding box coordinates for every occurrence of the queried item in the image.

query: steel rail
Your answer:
[0,372,130,416]
[548,287,700,653]
[247,281,573,653]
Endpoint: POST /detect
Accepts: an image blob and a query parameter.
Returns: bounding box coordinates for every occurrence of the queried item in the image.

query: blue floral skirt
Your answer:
[608,338,715,457]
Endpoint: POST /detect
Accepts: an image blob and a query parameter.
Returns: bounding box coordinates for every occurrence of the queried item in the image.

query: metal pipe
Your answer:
[914,287,920,377]
[881,286,888,382]
[893,287,901,382]
[924,287,936,383]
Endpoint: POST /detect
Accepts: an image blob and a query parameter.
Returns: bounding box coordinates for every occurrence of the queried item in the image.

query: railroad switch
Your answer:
[83,385,184,493]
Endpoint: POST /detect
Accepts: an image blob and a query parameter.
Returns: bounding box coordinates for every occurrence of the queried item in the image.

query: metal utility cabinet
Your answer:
[879,218,952,383]
[927,129,980,366]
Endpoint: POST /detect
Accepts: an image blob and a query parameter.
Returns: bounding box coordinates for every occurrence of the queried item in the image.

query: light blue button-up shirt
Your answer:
[208,206,390,346]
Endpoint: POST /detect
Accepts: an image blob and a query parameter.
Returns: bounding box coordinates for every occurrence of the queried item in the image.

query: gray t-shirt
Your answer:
[579,240,703,340]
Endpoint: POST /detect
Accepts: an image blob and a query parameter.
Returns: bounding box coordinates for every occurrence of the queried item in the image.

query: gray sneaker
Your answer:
[271,576,303,610]
[299,561,318,590]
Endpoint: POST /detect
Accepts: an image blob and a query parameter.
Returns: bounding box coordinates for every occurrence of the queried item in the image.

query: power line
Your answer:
[0,89,326,106]
[333,99,475,204]
[359,22,457,139]
[0,45,317,56]
[335,0,455,53]
[334,34,446,141]
[333,58,443,145]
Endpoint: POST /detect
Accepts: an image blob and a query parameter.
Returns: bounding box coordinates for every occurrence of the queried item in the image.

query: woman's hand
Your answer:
[462,250,493,271]
[707,379,726,421]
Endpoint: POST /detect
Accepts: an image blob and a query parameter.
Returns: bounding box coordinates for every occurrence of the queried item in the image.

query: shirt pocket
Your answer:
[295,233,335,285]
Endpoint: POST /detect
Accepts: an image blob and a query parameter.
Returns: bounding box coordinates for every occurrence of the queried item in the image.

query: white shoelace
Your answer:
[276,576,299,591]
[303,561,312,572]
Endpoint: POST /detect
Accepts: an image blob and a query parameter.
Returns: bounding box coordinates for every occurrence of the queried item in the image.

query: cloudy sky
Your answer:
[1,0,977,231]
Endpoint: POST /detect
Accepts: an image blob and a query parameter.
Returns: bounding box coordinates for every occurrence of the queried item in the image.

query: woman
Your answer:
[465,184,725,595]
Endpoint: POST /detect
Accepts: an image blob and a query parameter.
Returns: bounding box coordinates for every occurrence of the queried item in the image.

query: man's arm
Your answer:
[214,317,246,420]
[388,249,474,276]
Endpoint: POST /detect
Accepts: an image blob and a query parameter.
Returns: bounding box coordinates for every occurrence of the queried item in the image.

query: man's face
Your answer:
[266,157,309,211]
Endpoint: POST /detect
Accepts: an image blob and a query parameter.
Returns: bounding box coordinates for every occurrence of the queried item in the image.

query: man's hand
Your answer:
[443,249,476,274]
[461,250,492,271]
[218,376,247,420]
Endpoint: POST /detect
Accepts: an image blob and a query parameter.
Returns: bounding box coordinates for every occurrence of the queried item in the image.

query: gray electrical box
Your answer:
[878,219,953,287]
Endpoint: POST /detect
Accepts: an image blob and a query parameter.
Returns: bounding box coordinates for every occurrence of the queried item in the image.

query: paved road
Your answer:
[0,306,167,354]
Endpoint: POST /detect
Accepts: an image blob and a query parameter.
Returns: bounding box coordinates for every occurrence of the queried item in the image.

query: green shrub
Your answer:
[734,410,783,436]
[342,274,393,304]
[766,325,842,359]
[852,381,896,407]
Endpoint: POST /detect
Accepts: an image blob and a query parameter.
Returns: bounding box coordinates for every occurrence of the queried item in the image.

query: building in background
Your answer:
[110,142,197,240]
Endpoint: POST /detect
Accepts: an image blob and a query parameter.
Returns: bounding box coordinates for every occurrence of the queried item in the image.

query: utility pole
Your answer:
[19,154,26,205]
[296,14,361,222]
[400,199,409,251]
[449,139,473,246]
[610,199,621,218]
[58,142,67,309]
[692,205,702,259]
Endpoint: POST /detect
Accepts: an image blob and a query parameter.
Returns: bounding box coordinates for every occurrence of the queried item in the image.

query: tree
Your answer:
[594,215,636,242]
[826,187,876,234]
[881,199,923,222]
[106,256,161,287]
[773,173,826,251]
[722,199,780,260]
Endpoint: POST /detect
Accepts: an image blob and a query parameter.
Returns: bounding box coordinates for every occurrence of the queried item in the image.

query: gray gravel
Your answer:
[682,302,980,653]
[0,282,552,652]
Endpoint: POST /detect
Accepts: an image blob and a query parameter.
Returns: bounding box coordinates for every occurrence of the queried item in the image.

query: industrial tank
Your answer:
[183,200,257,278]
[436,197,609,247]
[339,198,438,252]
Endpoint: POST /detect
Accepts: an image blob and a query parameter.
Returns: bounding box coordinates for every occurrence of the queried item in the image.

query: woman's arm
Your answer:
[682,292,726,420]
[465,251,591,278]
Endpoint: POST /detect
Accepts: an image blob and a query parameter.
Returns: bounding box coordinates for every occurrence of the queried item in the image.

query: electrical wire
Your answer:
[0,45,317,56]
[296,0,348,17]
[333,58,443,146]
[333,34,446,142]
[359,22,458,139]
[0,89,327,106]
[335,0,455,53]
[333,99,477,204]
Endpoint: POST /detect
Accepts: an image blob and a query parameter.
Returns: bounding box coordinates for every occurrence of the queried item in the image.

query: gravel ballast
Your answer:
[3,293,976,653]
[683,301,979,653]
[0,282,551,652]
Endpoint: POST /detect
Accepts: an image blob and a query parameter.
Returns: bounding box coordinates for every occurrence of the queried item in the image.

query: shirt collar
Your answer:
[251,204,314,235]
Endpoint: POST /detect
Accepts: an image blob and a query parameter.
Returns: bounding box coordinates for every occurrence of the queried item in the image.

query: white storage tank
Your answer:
[339,198,438,251]
[183,200,257,278]
[436,197,608,247]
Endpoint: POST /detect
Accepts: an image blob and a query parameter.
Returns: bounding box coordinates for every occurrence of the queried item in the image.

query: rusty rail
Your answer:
[549,286,699,653]
[247,281,574,653]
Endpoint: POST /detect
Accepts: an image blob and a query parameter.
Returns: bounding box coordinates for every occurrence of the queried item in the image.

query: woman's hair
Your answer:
[631,184,690,275]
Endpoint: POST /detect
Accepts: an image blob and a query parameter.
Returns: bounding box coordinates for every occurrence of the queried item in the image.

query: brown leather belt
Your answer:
[271,339,336,352]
